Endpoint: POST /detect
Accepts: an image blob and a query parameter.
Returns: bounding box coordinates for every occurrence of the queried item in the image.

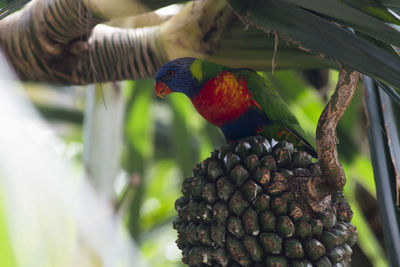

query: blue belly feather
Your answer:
[220,108,273,141]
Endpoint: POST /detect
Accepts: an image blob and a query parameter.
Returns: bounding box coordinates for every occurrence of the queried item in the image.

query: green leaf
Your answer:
[228,0,400,89]
[280,0,400,45]
[0,0,30,20]
[364,76,400,266]
[378,0,400,9]
[341,0,400,25]
[377,81,400,105]
[353,32,400,104]
[378,82,400,209]
[213,47,337,70]
[125,80,154,163]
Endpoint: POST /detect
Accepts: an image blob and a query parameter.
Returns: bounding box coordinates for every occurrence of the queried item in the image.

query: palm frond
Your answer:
[343,0,400,24]
[364,76,400,266]
[228,0,400,97]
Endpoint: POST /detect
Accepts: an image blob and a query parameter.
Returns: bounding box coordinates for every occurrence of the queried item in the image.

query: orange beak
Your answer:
[155,81,173,98]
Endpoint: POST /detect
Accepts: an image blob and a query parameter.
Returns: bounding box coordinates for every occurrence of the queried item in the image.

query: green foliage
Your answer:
[282,0,400,43]
[341,0,400,24]
[228,0,400,92]
[123,80,154,238]
[0,0,30,19]
[364,77,400,266]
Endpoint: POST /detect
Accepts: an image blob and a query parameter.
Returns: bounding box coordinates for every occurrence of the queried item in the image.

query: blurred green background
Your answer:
[0,69,386,267]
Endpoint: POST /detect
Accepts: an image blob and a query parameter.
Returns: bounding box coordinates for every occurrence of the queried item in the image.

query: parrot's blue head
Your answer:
[154,57,200,98]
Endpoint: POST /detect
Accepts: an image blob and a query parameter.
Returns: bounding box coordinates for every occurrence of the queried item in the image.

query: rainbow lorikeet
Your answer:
[154,57,317,157]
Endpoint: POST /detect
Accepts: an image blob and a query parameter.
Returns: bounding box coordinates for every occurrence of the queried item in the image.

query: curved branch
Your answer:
[308,67,360,203]
[316,67,360,190]
[290,67,360,212]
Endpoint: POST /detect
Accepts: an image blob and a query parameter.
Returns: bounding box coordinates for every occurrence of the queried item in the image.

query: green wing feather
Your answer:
[233,69,316,154]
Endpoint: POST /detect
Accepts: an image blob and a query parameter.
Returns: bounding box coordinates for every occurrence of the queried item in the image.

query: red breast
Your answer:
[191,71,260,126]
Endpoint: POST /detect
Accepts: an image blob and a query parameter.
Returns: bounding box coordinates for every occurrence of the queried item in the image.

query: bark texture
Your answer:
[316,67,360,192]
[288,67,360,212]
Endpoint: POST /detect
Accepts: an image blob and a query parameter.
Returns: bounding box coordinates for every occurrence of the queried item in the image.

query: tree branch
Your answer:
[316,67,360,190]
[308,67,360,205]
[289,67,360,212]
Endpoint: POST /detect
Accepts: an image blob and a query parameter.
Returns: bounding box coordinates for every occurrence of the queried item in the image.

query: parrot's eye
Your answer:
[166,70,175,78]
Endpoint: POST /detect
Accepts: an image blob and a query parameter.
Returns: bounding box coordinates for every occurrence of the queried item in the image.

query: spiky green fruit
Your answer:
[173,136,357,266]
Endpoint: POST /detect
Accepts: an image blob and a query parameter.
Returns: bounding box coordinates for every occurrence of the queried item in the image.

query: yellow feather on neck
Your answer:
[190,60,203,81]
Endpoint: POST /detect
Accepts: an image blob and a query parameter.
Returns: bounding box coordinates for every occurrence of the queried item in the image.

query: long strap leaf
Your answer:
[281,0,400,45]
[364,76,400,267]
[228,0,400,89]
[342,0,400,25]
[376,81,400,106]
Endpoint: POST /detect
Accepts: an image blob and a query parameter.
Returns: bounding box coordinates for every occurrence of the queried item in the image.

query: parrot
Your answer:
[154,57,317,157]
